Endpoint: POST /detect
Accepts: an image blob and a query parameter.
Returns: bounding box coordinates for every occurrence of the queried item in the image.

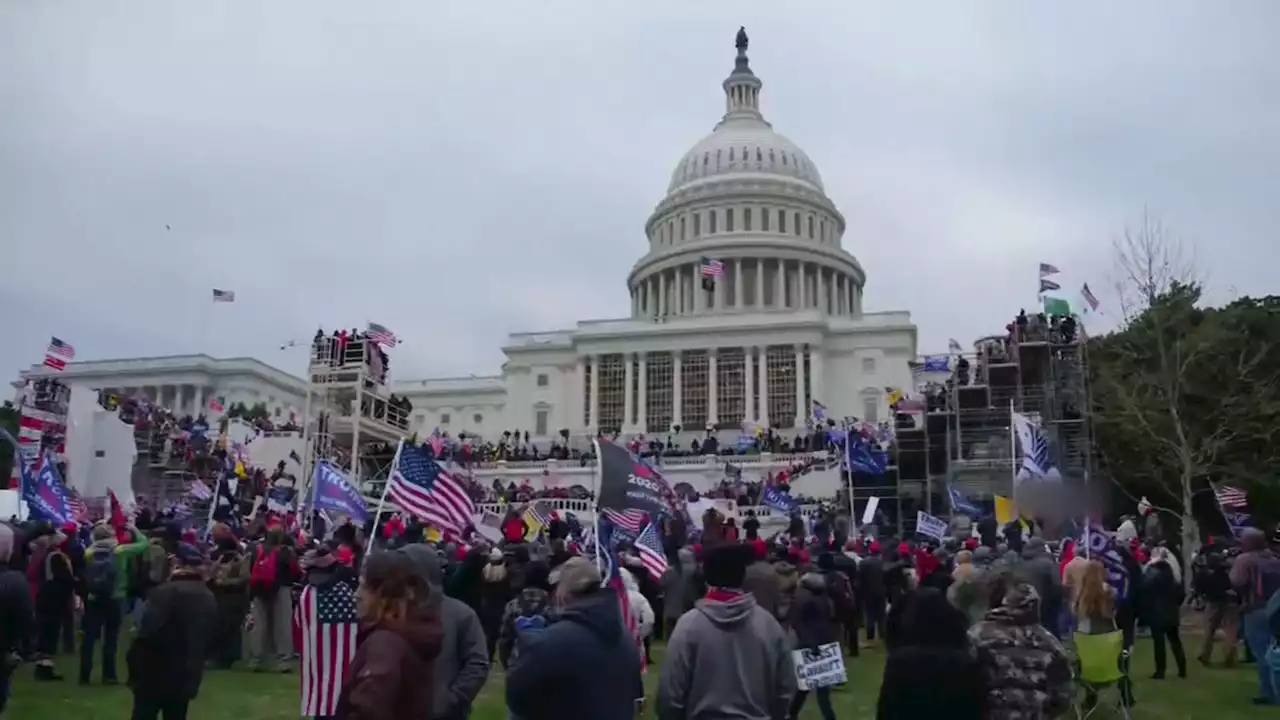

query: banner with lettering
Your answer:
[596,439,677,519]
[915,510,947,540]
[792,643,847,690]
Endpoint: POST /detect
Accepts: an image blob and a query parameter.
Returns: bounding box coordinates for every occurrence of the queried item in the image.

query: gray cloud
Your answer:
[3,1,1276,381]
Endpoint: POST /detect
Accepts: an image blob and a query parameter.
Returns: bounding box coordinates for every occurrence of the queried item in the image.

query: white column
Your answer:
[637,353,648,433]
[672,351,683,430]
[774,259,785,308]
[734,259,744,309]
[752,260,762,308]
[622,353,635,431]
[196,387,207,417]
[707,349,719,427]
[714,264,725,311]
[810,348,824,405]
[756,346,770,427]
[588,355,600,431]
[743,347,756,423]
[851,283,859,315]
[835,275,845,314]
[792,263,801,309]
[693,264,704,313]
[677,266,685,315]
[818,268,828,314]
[659,275,667,317]
[793,343,806,428]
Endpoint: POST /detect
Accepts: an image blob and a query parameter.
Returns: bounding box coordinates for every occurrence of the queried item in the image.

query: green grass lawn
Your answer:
[8,638,1274,719]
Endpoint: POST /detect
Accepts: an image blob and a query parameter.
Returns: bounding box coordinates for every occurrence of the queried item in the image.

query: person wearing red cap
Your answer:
[742,540,780,618]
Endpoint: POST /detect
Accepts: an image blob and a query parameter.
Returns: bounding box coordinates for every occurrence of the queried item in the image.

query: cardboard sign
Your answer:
[792,642,846,690]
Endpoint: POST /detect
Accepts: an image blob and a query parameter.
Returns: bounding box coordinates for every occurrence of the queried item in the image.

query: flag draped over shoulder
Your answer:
[296,581,359,716]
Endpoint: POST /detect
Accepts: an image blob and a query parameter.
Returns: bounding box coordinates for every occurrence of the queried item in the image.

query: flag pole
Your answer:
[205,467,224,534]
[844,422,856,529]
[592,435,603,572]
[369,438,402,543]
[1007,398,1018,499]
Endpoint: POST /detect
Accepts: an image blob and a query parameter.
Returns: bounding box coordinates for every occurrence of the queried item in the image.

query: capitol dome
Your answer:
[628,28,865,322]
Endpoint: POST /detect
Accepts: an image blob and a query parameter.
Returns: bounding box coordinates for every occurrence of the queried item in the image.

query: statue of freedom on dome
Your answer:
[736,26,748,52]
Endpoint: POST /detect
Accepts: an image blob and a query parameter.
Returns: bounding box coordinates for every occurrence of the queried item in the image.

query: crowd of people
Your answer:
[5,490,1277,720]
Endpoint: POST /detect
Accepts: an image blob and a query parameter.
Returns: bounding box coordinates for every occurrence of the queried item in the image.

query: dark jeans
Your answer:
[789,687,836,720]
[36,606,66,657]
[63,603,77,654]
[863,598,885,641]
[81,598,122,682]
[1151,624,1187,678]
[131,695,189,720]
[0,655,15,714]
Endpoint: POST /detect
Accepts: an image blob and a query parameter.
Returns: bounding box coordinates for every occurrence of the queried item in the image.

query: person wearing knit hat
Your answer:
[506,556,642,720]
[656,542,796,718]
[125,541,216,720]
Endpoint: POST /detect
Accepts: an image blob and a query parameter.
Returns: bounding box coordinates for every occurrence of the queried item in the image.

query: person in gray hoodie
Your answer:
[1015,537,1064,631]
[399,544,491,720]
[657,542,795,720]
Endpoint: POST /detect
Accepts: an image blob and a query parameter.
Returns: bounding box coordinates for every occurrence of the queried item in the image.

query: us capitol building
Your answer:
[17,30,917,457]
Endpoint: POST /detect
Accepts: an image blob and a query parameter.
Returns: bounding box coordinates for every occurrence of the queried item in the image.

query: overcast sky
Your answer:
[2,1,1276,384]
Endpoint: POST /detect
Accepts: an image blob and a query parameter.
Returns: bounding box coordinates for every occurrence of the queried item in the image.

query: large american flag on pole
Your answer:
[296,581,360,716]
[387,441,476,536]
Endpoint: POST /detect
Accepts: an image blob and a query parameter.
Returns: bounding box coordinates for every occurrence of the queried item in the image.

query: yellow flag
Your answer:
[994,495,1015,525]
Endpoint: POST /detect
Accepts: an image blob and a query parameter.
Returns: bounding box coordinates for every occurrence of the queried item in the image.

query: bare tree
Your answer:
[1094,213,1216,588]
[1110,210,1199,321]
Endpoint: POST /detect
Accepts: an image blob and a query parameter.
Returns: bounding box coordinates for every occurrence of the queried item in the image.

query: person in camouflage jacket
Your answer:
[496,563,558,669]
[968,581,1074,719]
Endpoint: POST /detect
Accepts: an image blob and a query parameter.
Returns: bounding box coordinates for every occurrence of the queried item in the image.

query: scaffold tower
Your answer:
[895,315,1092,530]
[300,337,409,510]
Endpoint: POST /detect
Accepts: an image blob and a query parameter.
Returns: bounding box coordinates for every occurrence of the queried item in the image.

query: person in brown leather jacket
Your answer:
[337,552,442,720]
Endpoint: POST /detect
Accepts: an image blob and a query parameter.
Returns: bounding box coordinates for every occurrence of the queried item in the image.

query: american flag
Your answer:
[46,337,76,360]
[601,507,647,534]
[1081,283,1101,312]
[1214,484,1249,510]
[635,522,668,582]
[365,322,397,347]
[212,288,235,302]
[296,581,359,717]
[387,441,475,536]
[66,488,88,523]
[208,396,225,413]
[187,479,213,501]
[700,257,725,277]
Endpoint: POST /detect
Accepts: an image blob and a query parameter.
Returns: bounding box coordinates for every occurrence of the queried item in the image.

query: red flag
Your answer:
[107,489,128,530]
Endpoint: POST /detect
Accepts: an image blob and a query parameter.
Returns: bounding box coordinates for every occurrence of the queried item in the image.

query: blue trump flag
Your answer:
[23,451,76,527]
[762,486,798,514]
[311,461,370,524]
[844,430,887,476]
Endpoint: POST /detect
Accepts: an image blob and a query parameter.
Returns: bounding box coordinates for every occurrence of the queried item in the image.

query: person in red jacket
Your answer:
[502,510,527,545]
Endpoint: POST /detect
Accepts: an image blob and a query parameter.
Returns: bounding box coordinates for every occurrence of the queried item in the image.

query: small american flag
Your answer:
[601,508,647,534]
[1214,484,1249,510]
[186,479,213,501]
[208,396,225,413]
[635,522,668,582]
[66,488,88,523]
[296,581,359,717]
[700,257,725,277]
[1081,283,1100,312]
[46,337,76,360]
[212,288,236,303]
[365,322,397,347]
[387,441,475,536]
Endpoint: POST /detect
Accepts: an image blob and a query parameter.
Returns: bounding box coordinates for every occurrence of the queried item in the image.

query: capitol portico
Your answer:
[15,30,916,451]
